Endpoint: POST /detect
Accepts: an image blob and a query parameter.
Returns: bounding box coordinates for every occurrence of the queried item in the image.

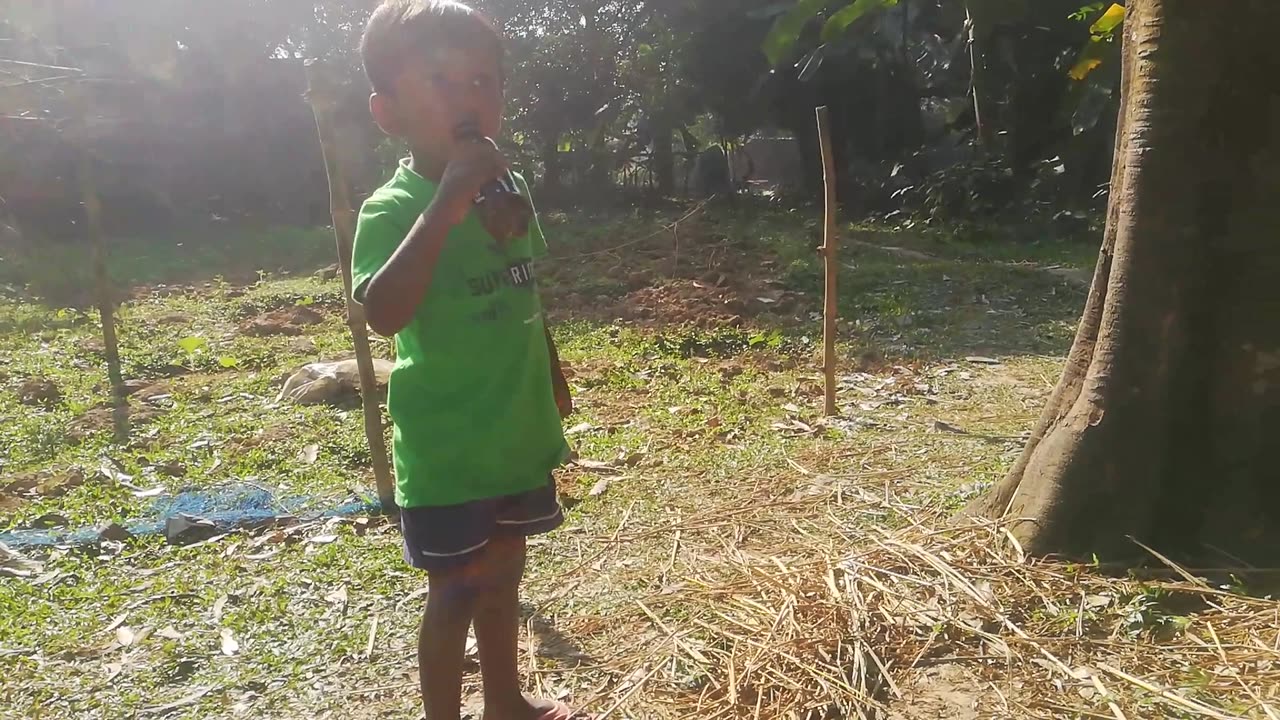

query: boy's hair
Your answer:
[361,0,504,94]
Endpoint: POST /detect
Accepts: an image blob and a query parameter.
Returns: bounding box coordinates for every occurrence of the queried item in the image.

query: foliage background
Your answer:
[1,0,1122,240]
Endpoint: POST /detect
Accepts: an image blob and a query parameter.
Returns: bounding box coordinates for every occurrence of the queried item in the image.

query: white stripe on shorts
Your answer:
[418,538,489,558]
[495,506,562,526]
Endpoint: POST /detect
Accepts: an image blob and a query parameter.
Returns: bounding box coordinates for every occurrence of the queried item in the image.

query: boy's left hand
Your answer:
[554,377,573,419]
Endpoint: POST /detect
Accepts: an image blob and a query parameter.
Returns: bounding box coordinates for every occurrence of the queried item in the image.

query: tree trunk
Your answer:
[967,0,1280,564]
[305,60,396,511]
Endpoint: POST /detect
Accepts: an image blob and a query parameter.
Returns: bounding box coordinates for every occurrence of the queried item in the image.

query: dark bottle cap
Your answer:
[454,124,531,243]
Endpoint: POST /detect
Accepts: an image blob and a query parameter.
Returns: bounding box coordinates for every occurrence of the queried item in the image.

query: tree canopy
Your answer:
[2,0,1125,234]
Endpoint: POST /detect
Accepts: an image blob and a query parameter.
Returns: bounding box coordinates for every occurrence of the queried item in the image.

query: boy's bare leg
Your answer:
[473,536,562,719]
[421,567,478,720]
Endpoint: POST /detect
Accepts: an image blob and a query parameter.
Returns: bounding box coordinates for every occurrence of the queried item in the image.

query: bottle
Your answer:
[454,124,532,245]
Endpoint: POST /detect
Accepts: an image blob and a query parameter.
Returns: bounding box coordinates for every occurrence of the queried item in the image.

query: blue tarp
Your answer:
[0,483,382,548]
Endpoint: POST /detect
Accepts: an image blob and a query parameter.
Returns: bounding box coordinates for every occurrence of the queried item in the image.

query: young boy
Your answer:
[352,2,580,718]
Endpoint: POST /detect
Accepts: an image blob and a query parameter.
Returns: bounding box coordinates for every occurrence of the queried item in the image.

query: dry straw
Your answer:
[560,473,1280,719]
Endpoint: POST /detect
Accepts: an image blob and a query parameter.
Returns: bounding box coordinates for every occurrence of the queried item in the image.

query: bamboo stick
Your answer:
[816,106,839,417]
[304,60,395,510]
[80,152,129,442]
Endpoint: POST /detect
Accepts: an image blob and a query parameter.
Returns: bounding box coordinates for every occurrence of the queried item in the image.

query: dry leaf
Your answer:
[33,570,65,585]
[103,613,129,634]
[965,355,1001,365]
[103,661,124,681]
[297,444,320,465]
[772,419,815,435]
[219,628,239,656]
[116,626,136,647]
[211,595,228,622]
[0,545,44,578]
[141,686,213,715]
[398,587,430,608]
[252,530,287,547]
[131,486,166,498]
[244,549,281,561]
[576,459,620,473]
[564,422,593,436]
[324,586,348,605]
[620,451,646,467]
[157,626,184,641]
[307,534,338,545]
[932,420,968,434]
[589,478,609,497]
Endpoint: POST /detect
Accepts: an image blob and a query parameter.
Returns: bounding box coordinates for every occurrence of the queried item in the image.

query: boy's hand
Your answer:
[430,139,508,227]
[545,328,572,419]
[554,377,573,419]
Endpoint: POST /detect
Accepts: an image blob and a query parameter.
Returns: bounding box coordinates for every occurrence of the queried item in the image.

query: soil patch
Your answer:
[617,279,748,329]
[17,377,61,406]
[886,664,983,720]
[0,469,88,519]
[239,306,326,337]
[67,404,165,443]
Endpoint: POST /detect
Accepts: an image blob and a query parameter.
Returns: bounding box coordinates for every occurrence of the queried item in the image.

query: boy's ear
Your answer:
[369,92,400,136]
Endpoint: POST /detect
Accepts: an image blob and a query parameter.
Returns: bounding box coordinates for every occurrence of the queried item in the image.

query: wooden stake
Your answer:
[816,106,839,417]
[304,60,396,511]
[80,152,129,442]
[55,0,126,442]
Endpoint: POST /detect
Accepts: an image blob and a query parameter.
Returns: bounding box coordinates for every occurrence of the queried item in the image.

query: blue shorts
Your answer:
[399,476,564,573]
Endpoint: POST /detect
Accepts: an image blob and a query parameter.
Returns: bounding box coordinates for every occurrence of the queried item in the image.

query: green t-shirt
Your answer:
[351,158,569,508]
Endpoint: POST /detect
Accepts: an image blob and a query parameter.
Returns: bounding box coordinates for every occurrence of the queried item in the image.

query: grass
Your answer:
[5,201,1271,719]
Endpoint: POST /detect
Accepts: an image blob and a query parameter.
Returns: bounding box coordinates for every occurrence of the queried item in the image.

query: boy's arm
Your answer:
[510,170,568,417]
[545,325,572,419]
[362,209,453,337]
[363,142,507,337]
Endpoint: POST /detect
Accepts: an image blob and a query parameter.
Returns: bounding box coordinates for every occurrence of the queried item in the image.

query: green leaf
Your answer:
[1068,37,1110,81]
[762,0,836,67]
[177,336,208,354]
[1068,2,1105,22]
[217,356,240,369]
[1090,3,1125,35]
[1068,55,1102,81]
[820,0,898,44]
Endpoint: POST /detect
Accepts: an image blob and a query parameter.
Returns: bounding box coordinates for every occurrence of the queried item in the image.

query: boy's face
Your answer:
[371,41,503,160]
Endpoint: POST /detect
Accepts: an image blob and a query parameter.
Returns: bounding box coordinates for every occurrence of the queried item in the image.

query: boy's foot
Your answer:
[482,695,589,720]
